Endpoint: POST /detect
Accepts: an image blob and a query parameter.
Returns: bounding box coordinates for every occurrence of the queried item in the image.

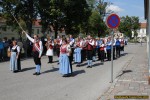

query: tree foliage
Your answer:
[118,16,140,39]
[0,0,38,35]
[0,0,111,38]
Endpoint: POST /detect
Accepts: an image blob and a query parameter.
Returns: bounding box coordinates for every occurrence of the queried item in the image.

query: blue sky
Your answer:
[106,0,145,22]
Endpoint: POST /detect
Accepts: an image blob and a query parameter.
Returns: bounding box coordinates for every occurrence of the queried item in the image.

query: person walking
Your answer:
[86,35,94,68]
[23,31,43,75]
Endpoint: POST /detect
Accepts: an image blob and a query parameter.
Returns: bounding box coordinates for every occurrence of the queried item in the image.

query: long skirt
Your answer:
[10,52,18,71]
[59,54,71,75]
[74,48,82,63]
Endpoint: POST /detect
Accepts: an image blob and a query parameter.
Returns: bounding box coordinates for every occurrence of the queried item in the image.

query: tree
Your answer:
[38,0,91,38]
[0,0,38,36]
[118,16,140,39]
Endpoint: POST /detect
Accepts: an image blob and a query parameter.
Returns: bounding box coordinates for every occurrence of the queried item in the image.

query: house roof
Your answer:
[33,19,41,27]
[140,23,147,28]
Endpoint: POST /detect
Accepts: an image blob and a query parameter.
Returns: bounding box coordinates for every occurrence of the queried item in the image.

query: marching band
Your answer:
[11,31,126,77]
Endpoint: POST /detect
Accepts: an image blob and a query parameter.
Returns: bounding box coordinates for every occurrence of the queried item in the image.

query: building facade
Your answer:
[137,23,147,38]
[0,19,66,40]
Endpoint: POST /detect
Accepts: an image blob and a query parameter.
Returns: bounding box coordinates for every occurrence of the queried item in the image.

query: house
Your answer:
[0,18,66,40]
[137,23,147,38]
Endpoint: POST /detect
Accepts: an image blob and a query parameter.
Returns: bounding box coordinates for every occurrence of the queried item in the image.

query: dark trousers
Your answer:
[17,55,21,70]
[0,49,4,60]
[100,50,105,62]
[82,49,87,61]
[33,51,41,65]
[116,45,120,58]
[87,50,93,60]
[56,48,60,57]
[92,48,96,56]
[71,48,74,61]
[107,49,111,61]
[97,48,100,60]
[68,56,73,73]
[48,56,53,63]
[120,46,124,51]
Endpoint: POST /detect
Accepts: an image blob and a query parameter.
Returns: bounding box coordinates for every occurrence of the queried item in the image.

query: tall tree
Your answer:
[118,16,140,39]
[0,0,38,36]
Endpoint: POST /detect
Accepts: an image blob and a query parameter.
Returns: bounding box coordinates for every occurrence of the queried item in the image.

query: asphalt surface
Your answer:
[0,43,143,100]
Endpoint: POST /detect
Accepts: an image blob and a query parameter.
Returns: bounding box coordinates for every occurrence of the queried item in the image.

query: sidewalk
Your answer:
[99,43,150,100]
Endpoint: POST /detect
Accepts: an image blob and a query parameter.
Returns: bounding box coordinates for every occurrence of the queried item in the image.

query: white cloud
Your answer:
[106,5,124,13]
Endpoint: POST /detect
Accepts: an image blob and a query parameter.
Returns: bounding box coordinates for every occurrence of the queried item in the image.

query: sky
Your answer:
[104,0,145,22]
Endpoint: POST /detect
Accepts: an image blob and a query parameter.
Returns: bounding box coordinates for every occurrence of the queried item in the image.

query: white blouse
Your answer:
[12,45,20,53]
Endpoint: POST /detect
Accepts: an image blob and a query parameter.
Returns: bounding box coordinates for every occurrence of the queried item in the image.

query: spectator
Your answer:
[0,38,4,61]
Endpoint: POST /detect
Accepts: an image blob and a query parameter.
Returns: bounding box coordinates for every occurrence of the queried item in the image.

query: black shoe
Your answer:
[76,65,80,67]
[36,73,41,75]
[87,66,90,68]
[62,74,68,77]
[90,66,92,68]
[13,70,18,73]
[48,62,50,63]
[33,72,37,75]
[57,62,59,65]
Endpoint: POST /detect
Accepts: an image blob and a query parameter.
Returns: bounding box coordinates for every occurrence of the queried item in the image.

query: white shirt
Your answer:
[12,45,20,53]
[89,39,94,46]
[69,38,75,46]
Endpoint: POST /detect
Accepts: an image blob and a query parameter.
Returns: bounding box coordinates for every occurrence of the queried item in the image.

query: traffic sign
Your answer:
[106,14,120,29]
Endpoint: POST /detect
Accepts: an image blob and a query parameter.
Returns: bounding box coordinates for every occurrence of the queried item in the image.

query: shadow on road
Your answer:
[72,70,86,77]
[93,62,104,67]
[120,53,128,57]
[41,67,59,74]
[116,70,133,78]
[21,67,35,72]
[80,63,87,67]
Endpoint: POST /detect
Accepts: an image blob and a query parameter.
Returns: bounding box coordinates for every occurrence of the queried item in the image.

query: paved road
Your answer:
[0,43,144,100]
[100,43,149,99]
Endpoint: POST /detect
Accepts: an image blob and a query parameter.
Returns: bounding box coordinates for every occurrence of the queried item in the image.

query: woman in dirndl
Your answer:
[10,40,21,73]
[45,37,54,63]
[59,38,72,77]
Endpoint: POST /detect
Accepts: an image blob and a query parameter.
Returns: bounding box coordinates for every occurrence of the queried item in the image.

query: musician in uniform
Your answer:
[106,37,112,61]
[23,31,43,75]
[115,37,121,58]
[82,38,87,61]
[92,38,97,62]
[86,35,94,68]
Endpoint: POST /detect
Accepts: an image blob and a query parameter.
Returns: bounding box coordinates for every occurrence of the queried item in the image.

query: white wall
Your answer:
[137,28,147,37]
